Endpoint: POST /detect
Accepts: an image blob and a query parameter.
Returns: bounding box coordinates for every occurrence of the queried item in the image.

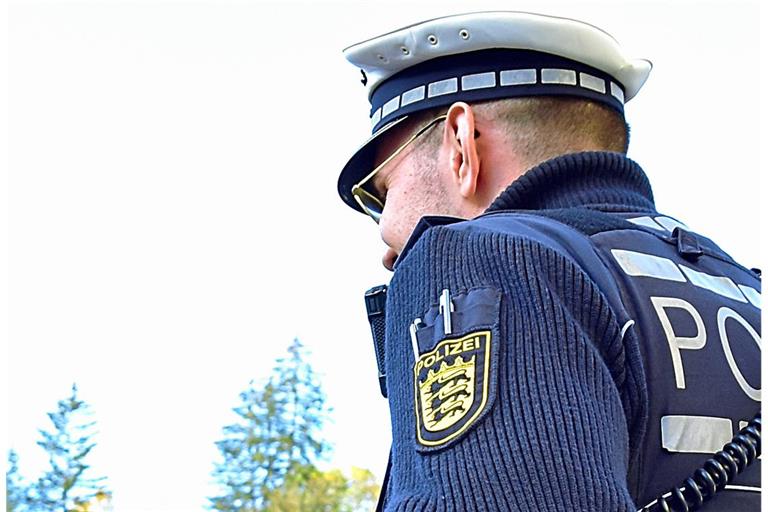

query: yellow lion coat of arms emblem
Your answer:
[414,331,492,448]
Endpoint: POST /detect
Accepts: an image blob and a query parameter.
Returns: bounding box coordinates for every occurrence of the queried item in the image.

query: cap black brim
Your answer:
[337,116,409,214]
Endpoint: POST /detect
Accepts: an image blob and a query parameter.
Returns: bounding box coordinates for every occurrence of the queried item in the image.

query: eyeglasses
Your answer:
[351,114,448,223]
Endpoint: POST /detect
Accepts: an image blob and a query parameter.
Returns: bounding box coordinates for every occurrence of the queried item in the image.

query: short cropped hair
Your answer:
[414,96,629,171]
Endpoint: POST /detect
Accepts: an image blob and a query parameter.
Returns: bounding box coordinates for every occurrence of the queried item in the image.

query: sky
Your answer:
[4,0,764,511]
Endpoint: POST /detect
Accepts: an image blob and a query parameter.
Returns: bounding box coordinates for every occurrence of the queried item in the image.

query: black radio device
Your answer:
[364,284,388,398]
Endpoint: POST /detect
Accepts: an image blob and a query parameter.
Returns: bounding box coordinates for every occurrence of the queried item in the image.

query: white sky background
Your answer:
[5,0,763,511]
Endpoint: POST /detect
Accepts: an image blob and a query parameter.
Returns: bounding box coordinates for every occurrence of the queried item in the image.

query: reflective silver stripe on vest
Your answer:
[611,249,686,281]
[661,415,733,453]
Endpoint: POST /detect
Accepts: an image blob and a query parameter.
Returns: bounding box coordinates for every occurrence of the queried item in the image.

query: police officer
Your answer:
[336,12,761,511]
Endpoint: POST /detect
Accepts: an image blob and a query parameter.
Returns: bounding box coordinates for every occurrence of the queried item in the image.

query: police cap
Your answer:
[337,11,652,213]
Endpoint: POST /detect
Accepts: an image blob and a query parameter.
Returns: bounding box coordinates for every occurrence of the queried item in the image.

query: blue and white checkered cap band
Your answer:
[368,49,625,134]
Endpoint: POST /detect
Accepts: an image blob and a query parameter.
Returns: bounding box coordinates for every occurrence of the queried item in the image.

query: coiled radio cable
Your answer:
[640,413,761,512]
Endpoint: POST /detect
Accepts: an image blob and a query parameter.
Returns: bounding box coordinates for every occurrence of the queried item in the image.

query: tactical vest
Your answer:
[475,207,762,510]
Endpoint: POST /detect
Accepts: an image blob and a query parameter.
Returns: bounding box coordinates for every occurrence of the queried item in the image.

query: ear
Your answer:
[443,102,481,199]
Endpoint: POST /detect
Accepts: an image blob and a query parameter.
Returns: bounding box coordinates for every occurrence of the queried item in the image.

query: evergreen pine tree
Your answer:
[6,449,29,512]
[270,338,330,477]
[209,338,330,511]
[29,384,110,512]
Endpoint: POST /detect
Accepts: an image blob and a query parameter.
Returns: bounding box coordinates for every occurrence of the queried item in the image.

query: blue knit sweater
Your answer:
[380,152,761,511]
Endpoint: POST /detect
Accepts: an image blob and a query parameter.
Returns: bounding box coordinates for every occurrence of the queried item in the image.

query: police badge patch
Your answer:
[414,330,492,448]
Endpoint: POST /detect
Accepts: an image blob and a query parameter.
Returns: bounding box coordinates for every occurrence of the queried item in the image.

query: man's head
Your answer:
[368,96,629,269]
[336,12,650,269]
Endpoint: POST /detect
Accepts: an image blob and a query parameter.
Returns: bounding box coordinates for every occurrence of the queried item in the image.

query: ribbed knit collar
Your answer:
[486,151,656,214]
